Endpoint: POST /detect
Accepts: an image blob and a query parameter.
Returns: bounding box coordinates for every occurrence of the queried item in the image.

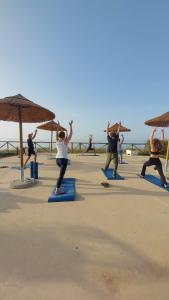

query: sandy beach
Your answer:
[0,153,169,300]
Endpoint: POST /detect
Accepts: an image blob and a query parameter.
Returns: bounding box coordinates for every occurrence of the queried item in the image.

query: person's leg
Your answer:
[105,152,112,170]
[155,159,168,186]
[120,150,123,163]
[141,158,153,176]
[112,153,118,177]
[24,154,31,168]
[56,159,68,192]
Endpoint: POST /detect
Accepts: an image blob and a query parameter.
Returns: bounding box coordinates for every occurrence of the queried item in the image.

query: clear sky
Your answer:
[0,0,169,143]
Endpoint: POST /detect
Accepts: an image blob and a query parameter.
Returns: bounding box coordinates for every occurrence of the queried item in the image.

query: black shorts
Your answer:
[28,149,36,157]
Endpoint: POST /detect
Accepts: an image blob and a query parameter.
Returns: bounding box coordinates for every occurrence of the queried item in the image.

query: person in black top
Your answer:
[24,129,37,168]
[86,134,96,154]
[105,122,121,178]
[140,128,168,188]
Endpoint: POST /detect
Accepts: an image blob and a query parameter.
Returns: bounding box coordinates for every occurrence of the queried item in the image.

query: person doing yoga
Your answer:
[86,134,96,154]
[118,134,124,163]
[55,120,73,194]
[104,122,121,178]
[140,128,168,188]
[24,129,37,168]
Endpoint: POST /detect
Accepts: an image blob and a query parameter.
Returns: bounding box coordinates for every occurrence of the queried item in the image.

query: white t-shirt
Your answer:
[56,141,68,159]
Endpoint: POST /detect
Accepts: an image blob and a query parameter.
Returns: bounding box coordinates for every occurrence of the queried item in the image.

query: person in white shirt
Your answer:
[118,134,124,163]
[55,120,73,194]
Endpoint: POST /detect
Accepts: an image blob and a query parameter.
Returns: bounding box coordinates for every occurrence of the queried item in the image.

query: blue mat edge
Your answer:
[101,168,124,180]
[138,174,169,191]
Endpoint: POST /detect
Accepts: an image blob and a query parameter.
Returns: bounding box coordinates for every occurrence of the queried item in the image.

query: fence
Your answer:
[0,140,147,154]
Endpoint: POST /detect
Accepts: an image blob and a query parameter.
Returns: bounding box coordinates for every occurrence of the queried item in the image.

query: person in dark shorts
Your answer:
[55,120,73,194]
[24,129,37,168]
[140,128,168,188]
[105,122,121,178]
[86,134,96,154]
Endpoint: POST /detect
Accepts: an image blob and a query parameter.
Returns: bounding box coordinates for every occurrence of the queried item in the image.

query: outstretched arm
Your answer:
[65,120,73,144]
[161,128,164,145]
[32,129,37,140]
[150,128,157,144]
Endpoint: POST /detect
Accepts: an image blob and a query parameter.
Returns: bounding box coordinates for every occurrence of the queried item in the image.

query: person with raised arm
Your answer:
[118,134,124,163]
[86,134,96,154]
[140,128,168,188]
[104,122,121,178]
[55,120,73,194]
[24,129,37,168]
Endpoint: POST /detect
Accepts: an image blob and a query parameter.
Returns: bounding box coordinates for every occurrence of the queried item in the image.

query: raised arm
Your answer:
[65,120,73,144]
[32,129,37,140]
[121,134,124,144]
[161,128,164,145]
[150,128,157,144]
[117,122,121,135]
[56,121,60,141]
[106,121,110,135]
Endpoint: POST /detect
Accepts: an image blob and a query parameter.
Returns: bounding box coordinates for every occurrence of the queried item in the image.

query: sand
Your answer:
[0,153,169,300]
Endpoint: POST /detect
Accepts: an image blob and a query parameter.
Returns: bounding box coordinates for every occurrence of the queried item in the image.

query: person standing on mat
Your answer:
[140,128,168,188]
[24,129,37,168]
[86,134,96,154]
[105,122,121,178]
[55,120,73,194]
[118,134,124,163]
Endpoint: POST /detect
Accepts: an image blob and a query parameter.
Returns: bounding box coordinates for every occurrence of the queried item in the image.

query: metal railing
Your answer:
[0,140,147,154]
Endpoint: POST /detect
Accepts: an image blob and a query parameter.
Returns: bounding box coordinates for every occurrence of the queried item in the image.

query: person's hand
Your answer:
[69,120,73,126]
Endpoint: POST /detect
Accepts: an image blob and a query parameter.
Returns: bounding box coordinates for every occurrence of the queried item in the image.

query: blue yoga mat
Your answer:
[141,174,169,191]
[48,178,76,202]
[101,168,124,180]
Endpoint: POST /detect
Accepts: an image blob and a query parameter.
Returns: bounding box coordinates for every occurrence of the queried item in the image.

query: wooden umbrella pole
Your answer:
[18,107,24,181]
[51,131,53,152]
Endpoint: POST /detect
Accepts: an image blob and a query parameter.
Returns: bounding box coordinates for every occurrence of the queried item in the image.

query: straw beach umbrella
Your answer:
[0,94,55,185]
[37,120,67,152]
[104,122,131,132]
[145,112,169,171]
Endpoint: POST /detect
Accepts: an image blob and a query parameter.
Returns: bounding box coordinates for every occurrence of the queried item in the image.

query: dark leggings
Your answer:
[56,158,68,188]
[141,157,167,185]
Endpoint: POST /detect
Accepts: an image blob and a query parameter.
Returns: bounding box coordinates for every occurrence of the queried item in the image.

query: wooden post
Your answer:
[79,143,82,152]
[51,131,53,153]
[7,141,9,152]
[18,108,24,181]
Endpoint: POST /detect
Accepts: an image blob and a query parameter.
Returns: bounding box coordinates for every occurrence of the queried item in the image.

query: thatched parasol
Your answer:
[145,112,169,171]
[0,94,55,182]
[104,123,131,132]
[37,120,67,152]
